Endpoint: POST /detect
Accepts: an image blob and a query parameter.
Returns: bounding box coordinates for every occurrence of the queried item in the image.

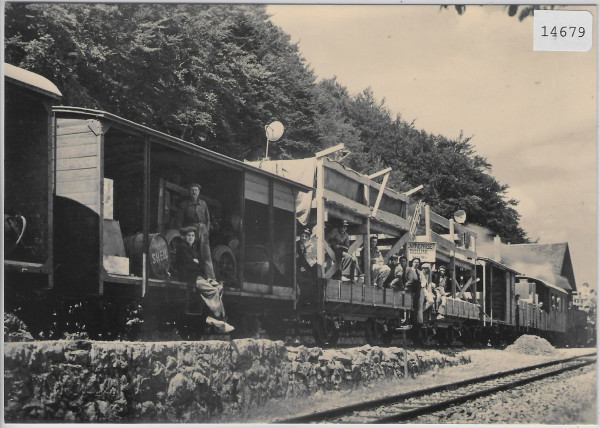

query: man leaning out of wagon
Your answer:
[176,225,234,333]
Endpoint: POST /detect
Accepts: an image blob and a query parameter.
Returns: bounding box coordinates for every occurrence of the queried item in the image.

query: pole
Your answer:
[265,137,270,159]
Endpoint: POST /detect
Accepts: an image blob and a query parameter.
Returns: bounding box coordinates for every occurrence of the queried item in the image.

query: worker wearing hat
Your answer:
[174,225,234,333]
[367,235,391,287]
[326,220,357,281]
[297,227,314,274]
[177,183,215,279]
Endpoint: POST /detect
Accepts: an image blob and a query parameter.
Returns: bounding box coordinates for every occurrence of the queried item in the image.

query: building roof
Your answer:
[501,242,577,291]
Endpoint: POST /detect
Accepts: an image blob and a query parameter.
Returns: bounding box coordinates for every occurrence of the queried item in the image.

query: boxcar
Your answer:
[47,106,311,337]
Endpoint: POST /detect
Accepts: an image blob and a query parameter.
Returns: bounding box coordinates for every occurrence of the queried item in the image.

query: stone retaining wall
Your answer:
[4,339,470,422]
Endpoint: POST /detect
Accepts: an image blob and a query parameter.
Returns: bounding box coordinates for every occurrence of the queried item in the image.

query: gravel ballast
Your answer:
[214,338,596,424]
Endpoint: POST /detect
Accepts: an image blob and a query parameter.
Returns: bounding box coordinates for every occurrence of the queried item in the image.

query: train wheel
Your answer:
[229,311,259,338]
[413,325,432,346]
[212,245,237,283]
[312,314,339,347]
[436,326,453,346]
[261,314,288,341]
[365,318,392,347]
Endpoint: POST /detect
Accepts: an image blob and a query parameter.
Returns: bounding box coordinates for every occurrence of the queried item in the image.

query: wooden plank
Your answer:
[57,156,98,171]
[429,210,450,229]
[56,120,101,136]
[56,132,98,147]
[322,159,371,186]
[56,179,98,195]
[56,168,98,182]
[273,181,295,212]
[383,232,410,264]
[340,283,352,301]
[455,222,476,238]
[371,172,389,217]
[323,189,371,217]
[456,277,473,299]
[316,143,345,158]
[326,205,364,226]
[370,179,409,203]
[351,283,364,303]
[372,209,411,231]
[325,280,341,300]
[59,191,99,207]
[245,181,269,204]
[57,144,98,159]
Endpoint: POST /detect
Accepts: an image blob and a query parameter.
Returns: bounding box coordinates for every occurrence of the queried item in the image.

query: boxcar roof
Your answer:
[516,275,569,295]
[5,63,62,99]
[477,257,521,274]
[52,106,312,192]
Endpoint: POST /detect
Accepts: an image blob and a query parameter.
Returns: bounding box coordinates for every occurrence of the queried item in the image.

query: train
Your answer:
[4,64,590,346]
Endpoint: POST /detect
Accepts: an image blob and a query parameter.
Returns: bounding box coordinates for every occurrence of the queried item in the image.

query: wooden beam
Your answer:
[316,159,325,278]
[371,210,411,231]
[429,210,450,229]
[424,204,431,240]
[456,277,473,299]
[348,235,364,256]
[371,172,390,217]
[368,167,392,180]
[316,143,345,158]
[383,232,410,264]
[323,189,371,217]
[403,184,423,196]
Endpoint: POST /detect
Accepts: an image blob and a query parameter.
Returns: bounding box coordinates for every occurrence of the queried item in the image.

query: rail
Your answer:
[276,352,595,423]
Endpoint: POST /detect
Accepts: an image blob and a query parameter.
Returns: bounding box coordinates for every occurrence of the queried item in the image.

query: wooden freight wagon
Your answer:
[516,276,569,339]
[254,152,414,345]
[4,65,62,287]
[51,106,311,337]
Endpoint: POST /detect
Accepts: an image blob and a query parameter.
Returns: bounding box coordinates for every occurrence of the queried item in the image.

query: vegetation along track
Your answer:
[276,352,596,424]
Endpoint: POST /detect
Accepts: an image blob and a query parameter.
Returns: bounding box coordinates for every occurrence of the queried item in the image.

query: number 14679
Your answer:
[541,26,585,38]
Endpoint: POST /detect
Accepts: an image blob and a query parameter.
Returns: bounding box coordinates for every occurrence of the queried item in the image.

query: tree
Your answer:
[5,3,320,159]
[442,4,559,21]
[5,3,530,242]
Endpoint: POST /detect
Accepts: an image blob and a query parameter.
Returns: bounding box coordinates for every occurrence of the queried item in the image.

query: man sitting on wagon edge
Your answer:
[326,220,357,281]
[176,225,234,333]
[368,235,391,288]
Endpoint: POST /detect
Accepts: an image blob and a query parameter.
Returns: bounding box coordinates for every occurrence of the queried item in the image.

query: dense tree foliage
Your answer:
[4,3,528,243]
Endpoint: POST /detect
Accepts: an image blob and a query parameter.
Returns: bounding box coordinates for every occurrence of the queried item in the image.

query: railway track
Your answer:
[276,352,596,424]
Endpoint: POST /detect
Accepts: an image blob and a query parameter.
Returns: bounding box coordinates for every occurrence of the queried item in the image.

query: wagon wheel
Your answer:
[212,245,237,284]
[436,325,453,347]
[261,314,288,341]
[312,314,339,347]
[412,325,432,347]
[365,318,392,347]
[229,311,259,339]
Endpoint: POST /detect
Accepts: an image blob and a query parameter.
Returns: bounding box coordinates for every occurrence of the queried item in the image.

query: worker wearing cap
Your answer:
[177,183,215,279]
[297,228,314,273]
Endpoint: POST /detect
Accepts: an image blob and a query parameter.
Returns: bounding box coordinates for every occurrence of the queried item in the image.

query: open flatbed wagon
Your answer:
[255,153,481,345]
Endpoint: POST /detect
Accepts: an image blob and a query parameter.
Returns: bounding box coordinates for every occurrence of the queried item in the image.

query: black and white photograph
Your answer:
[3,1,597,424]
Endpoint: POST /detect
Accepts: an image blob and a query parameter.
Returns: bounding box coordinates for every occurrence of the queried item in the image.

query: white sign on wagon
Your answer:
[407,241,436,263]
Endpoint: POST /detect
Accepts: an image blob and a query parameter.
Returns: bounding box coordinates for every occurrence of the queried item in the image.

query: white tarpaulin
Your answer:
[248,158,317,225]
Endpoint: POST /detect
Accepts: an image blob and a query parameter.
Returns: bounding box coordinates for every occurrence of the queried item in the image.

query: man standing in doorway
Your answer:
[177,183,216,280]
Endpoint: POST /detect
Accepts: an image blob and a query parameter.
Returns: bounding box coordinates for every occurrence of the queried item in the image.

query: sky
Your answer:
[267,4,597,290]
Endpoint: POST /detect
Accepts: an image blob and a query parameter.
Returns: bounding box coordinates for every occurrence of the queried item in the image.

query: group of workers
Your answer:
[297,219,452,322]
[173,182,455,331]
